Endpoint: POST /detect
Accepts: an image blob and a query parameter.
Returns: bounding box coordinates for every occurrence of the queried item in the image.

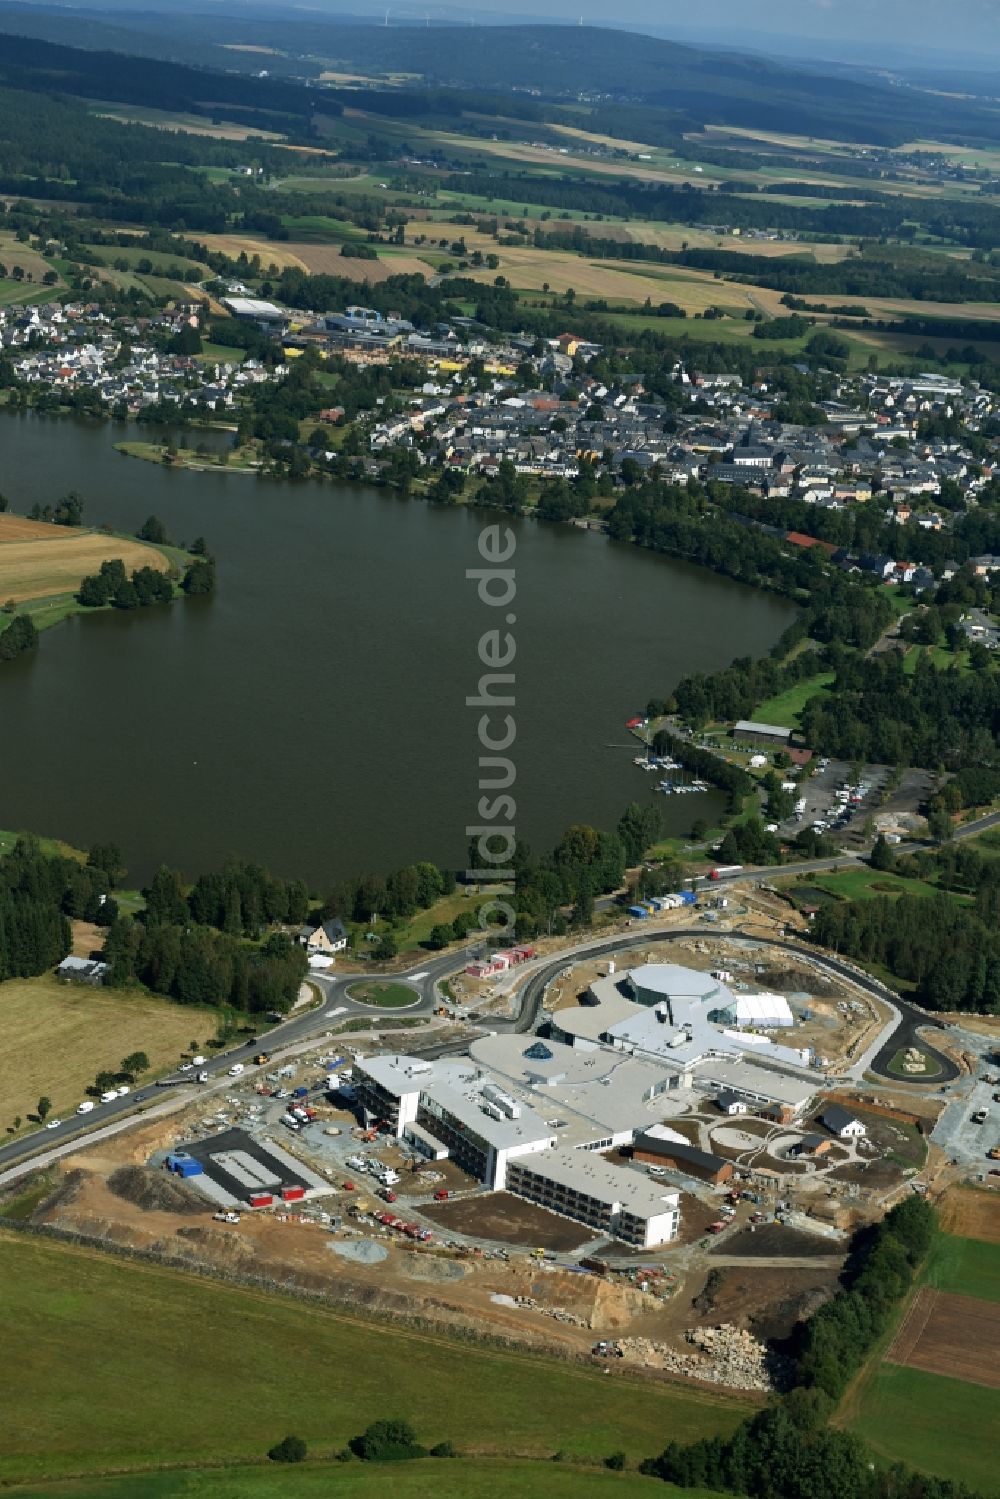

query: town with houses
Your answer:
[3,292,1000,601]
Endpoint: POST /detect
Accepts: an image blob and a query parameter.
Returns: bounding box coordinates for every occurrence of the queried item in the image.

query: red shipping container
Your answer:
[249,1193,273,1208]
[282,1185,306,1202]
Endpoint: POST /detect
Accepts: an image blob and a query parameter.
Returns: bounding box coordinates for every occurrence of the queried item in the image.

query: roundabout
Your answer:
[345,980,421,1010]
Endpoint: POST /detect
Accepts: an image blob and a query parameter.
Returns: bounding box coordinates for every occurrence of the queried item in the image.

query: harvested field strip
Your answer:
[0,1231,745,1482]
[0,974,222,1123]
[885,1287,1000,1389]
[0,530,169,604]
[939,1185,1000,1244]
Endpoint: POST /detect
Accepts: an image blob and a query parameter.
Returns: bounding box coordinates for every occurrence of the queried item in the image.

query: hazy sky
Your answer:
[372,0,1000,62]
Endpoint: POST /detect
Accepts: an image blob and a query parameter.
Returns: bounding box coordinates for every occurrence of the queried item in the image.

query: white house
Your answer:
[299,918,348,956]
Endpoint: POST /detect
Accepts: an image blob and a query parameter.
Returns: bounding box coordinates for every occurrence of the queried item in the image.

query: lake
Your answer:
[0,412,795,887]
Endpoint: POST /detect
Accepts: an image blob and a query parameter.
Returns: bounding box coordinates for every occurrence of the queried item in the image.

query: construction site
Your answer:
[4,909,973,1396]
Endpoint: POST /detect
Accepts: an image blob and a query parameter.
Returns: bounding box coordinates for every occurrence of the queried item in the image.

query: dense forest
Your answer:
[0,838,73,982]
[799,650,1000,769]
[813,843,1000,1013]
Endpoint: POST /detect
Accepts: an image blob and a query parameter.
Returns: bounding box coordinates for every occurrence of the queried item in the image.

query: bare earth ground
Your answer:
[938,1186,1000,1244]
[14,1107,841,1367]
[423,1191,593,1252]
[0,521,169,604]
[886,1287,1000,1389]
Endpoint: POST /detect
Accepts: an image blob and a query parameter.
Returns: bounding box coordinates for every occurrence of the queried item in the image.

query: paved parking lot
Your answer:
[931,1030,1000,1171]
[776,759,888,843]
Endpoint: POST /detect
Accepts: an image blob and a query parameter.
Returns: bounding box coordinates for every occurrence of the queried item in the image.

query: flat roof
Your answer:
[468,1033,678,1142]
[355,1053,438,1099]
[427,1060,555,1153]
[513,1147,679,1220]
[692,1057,816,1109]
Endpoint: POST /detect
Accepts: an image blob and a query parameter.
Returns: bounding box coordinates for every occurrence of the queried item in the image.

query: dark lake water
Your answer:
[0,412,795,888]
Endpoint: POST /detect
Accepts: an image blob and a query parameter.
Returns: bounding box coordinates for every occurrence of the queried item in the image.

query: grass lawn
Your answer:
[0,1233,745,1483]
[752,672,834,729]
[921,1231,1000,1304]
[9,1458,727,1498]
[810,868,957,902]
[346,981,419,1008]
[0,975,221,1126]
[196,341,247,364]
[391,887,500,949]
[846,1363,999,1495]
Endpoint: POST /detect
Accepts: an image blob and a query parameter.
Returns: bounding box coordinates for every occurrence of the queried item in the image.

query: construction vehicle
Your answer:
[253,1052,270,1065]
[988,1146,1000,1160]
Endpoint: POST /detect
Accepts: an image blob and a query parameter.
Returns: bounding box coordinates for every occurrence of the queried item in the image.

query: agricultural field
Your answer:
[287,244,437,279]
[886,1287,1000,1387]
[939,1185,1000,1244]
[0,974,222,1125]
[920,1228,1000,1302]
[845,1363,999,1494]
[843,1216,1000,1493]
[92,105,286,141]
[464,247,771,314]
[7,1459,727,1499]
[0,517,169,605]
[0,1231,745,1484]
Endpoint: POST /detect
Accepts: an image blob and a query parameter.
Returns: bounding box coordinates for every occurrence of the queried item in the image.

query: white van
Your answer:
[100,1090,118,1103]
[77,1100,95,1114]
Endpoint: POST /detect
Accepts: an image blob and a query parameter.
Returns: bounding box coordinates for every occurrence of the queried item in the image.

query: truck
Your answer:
[709,865,743,881]
[972,1107,989,1124]
[707,1220,728,1234]
[253,1052,270,1066]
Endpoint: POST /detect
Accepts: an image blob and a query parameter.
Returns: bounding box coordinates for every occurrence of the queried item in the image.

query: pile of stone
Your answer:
[618,1324,788,1391]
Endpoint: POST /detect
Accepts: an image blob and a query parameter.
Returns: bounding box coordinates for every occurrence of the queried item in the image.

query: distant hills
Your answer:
[0,6,999,146]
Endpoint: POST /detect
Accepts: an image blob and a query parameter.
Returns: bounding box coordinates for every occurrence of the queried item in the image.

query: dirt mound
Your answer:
[759,966,838,997]
[106,1165,205,1216]
[25,1168,86,1219]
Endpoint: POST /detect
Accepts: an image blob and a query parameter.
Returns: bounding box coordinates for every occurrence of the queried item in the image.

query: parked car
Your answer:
[44,1118,62,1129]
[228,1063,244,1076]
[434,1189,450,1201]
[343,1180,356,1191]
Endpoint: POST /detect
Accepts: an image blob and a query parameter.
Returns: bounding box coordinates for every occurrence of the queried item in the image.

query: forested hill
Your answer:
[0,31,341,132]
[3,7,1000,146]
